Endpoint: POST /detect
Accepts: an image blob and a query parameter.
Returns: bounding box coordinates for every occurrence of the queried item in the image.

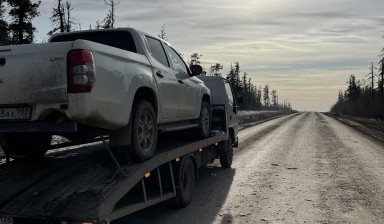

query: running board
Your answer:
[159,123,198,132]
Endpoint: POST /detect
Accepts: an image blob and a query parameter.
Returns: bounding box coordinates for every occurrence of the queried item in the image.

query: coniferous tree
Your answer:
[271,90,278,108]
[210,63,223,76]
[263,84,270,108]
[7,0,40,44]
[158,23,167,41]
[189,52,202,67]
[379,49,384,95]
[227,63,235,86]
[0,0,8,45]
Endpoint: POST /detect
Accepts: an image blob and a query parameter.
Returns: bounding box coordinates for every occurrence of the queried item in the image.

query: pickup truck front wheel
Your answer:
[2,133,52,159]
[130,100,157,162]
[197,100,211,138]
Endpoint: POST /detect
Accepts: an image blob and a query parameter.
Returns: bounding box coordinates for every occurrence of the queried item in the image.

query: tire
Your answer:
[130,100,157,162]
[219,137,233,169]
[2,133,52,159]
[176,157,196,207]
[197,100,211,138]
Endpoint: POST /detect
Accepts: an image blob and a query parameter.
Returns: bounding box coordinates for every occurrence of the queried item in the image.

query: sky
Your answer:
[31,0,384,112]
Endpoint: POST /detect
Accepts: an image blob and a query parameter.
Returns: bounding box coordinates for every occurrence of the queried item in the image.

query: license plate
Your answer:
[0,108,31,120]
[0,217,13,224]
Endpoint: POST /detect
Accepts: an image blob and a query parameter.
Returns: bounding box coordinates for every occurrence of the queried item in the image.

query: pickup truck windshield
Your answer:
[50,30,137,53]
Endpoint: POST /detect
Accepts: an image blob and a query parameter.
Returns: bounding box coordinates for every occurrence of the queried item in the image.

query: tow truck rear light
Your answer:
[67,49,96,93]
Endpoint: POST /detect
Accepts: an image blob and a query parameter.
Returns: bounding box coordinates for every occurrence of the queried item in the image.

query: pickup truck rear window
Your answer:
[50,30,137,53]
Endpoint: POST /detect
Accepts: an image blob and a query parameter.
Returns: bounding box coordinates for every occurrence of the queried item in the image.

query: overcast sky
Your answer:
[33,0,384,111]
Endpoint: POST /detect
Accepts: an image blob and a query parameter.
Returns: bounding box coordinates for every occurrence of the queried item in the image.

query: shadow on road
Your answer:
[113,165,236,224]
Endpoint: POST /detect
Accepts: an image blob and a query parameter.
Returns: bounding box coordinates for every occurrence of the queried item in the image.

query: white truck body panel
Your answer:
[0,28,209,132]
[0,42,70,105]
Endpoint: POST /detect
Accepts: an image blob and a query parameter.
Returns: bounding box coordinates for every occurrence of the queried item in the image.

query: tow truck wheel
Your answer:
[198,100,211,138]
[219,137,233,169]
[2,133,52,159]
[176,157,196,207]
[130,100,157,162]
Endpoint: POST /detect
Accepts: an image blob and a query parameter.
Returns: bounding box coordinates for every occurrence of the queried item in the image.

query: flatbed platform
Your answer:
[0,132,227,223]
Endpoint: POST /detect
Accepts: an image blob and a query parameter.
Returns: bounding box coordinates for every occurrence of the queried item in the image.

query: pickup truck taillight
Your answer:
[67,49,96,93]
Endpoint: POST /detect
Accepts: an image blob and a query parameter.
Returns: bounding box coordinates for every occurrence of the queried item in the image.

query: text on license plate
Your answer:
[0,216,13,224]
[0,108,31,120]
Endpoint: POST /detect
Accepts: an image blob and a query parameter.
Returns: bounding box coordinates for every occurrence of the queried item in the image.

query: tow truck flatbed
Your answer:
[0,132,228,223]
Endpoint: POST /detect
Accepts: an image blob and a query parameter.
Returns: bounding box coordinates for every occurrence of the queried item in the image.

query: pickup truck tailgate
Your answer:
[0,42,72,104]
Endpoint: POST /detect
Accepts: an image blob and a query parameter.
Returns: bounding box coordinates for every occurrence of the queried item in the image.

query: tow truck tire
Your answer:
[130,100,157,162]
[176,157,196,207]
[219,137,233,169]
[197,100,211,138]
[3,133,52,159]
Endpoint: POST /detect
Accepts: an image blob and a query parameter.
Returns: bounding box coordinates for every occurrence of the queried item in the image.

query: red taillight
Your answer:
[67,49,96,93]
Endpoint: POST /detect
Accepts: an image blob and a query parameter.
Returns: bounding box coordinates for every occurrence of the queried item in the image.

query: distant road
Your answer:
[115,112,384,224]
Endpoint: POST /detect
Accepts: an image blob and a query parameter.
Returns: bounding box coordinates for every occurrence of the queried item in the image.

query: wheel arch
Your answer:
[202,93,210,104]
[133,87,158,117]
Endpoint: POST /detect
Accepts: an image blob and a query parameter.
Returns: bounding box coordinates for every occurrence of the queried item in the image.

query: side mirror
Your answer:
[190,64,203,76]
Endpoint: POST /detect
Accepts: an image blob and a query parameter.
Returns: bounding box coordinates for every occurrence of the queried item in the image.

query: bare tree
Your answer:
[102,0,119,29]
[366,62,376,96]
[49,0,75,35]
[64,1,74,32]
[49,0,65,35]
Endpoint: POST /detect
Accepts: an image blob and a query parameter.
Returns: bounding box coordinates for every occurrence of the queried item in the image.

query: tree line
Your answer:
[0,0,118,45]
[188,54,292,111]
[0,0,293,112]
[331,47,384,119]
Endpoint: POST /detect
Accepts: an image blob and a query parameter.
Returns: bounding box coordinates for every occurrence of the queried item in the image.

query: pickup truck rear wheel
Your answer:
[130,100,157,162]
[198,100,211,138]
[2,133,52,159]
[219,137,233,168]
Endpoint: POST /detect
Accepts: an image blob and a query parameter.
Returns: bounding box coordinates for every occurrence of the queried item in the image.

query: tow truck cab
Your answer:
[197,76,239,147]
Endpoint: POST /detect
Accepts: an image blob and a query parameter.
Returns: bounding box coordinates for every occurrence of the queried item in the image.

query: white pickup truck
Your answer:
[0,28,211,161]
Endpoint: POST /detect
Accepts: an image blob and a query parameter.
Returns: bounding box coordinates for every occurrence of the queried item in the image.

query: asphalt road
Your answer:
[115,112,384,224]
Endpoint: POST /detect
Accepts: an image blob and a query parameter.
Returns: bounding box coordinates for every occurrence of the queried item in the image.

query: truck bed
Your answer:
[0,132,227,222]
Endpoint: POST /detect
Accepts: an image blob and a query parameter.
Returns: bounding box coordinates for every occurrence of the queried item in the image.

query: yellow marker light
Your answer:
[144,172,151,178]
[176,157,180,162]
[69,222,94,224]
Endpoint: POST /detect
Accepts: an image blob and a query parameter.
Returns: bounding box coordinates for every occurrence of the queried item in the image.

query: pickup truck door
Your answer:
[162,44,198,118]
[145,36,179,120]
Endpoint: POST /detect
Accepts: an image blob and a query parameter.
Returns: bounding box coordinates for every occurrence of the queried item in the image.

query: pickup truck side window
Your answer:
[163,44,188,75]
[145,36,169,67]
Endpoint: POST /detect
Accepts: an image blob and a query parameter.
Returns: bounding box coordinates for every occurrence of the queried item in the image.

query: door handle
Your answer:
[156,71,164,78]
[178,80,184,84]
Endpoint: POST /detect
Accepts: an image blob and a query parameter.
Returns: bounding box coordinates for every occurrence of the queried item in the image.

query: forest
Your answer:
[331,56,384,119]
